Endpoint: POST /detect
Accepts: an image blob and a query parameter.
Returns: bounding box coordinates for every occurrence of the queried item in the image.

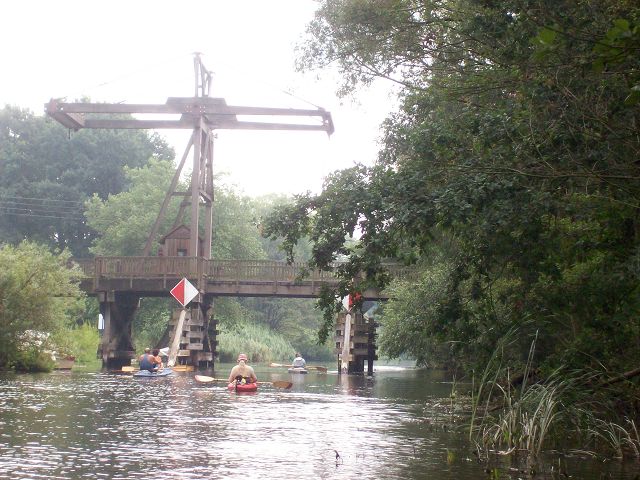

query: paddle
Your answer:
[269,362,328,373]
[194,375,292,389]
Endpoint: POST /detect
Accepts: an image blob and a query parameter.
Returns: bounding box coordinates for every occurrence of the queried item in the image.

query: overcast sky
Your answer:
[0,0,396,197]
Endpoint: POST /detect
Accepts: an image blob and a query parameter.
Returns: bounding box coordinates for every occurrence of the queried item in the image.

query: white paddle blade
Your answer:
[194,375,215,383]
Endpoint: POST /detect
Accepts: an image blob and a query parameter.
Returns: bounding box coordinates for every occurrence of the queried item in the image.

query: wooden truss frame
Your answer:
[45,54,334,259]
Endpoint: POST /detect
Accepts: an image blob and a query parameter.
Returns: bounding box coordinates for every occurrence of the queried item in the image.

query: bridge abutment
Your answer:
[98,292,138,370]
[165,295,219,369]
[335,310,378,375]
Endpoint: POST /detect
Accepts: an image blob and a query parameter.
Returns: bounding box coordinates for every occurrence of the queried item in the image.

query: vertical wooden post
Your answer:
[190,122,202,257]
[203,128,214,260]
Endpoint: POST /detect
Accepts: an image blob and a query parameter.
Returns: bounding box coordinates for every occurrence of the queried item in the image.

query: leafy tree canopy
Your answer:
[263,0,640,377]
[0,105,174,256]
[0,241,84,369]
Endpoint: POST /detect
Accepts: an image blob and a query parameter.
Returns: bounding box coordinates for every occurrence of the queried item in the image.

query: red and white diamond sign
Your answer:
[170,278,199,307]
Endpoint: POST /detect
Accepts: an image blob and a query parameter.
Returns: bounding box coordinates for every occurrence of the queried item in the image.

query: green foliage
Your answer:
[131,297,173,352]
[218,322,295,363]
[211,184,266,260]
[0,105,173,256]
[240,297,334,361]
[0,241,84,369]
[11,346,55,373]
[85,159,178,256]
[54,322,100,365]
[379,242,460,368]
[262,0,640,392]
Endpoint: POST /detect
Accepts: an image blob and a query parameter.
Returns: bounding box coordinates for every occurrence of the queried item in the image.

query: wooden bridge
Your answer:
[74,256,406,372]
[73,257,405,299]
[49,55,392,373]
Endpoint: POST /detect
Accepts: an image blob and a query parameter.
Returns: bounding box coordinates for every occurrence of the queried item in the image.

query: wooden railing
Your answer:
[71,257,412,283]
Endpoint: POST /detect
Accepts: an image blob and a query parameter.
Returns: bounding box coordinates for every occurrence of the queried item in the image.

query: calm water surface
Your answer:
[0,365,637,479]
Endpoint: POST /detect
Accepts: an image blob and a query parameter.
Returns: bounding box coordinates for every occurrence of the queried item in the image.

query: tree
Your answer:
[263,0,640,379]
[85,158,178,256]
[0,241,84,369]
[0,105,174,256]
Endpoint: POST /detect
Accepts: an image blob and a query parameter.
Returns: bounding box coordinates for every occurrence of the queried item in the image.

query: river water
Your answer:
[0,365,637,479]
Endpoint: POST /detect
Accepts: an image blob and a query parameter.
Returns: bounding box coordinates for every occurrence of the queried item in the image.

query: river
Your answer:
[0,365,637,479]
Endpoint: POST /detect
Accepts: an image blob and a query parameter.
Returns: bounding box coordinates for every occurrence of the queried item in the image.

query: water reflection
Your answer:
[0,367,637,479]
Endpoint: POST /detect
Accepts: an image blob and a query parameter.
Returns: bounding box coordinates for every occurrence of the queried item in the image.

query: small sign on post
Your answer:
[170,278,199,307]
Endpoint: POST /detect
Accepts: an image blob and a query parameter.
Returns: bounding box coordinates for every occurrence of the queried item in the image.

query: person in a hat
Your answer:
[227,353,257,384]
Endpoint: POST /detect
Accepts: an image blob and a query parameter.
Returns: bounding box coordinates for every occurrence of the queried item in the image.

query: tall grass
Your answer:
[470,328,640,462]
[587,417,640,459]
[217,322,295,363]
[64,323,101,364]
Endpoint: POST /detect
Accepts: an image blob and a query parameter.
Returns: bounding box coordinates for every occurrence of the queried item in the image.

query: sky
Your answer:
[0,0,396,197]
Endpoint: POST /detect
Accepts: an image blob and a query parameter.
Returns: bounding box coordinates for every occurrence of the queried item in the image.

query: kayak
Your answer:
[133,368,174,377]
[227,382,258,393]
[288,367,308,374]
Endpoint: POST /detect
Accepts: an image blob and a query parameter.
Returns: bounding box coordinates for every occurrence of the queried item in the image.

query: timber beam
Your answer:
[44,97,334,134]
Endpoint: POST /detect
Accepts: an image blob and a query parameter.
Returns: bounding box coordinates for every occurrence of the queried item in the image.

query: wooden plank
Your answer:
[351,335,369,343]
[194,352,213,361]
[186,343,203,350]
[167,309,186,367]
[84,119,192,129]
[50,111,85,130]
[340,312,352,373]
[47,102,180,114]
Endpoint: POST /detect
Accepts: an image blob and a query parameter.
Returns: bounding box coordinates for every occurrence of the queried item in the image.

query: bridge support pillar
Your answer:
[97,291,138,370]
[199,295,219,368]
[335,310,378,375]
[164,295,218,369]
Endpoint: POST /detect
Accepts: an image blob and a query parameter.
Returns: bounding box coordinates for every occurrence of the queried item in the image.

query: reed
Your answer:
[218,322,295,362]
[587,417,640,459]
[471,329,570,459]
[470,329,640,463]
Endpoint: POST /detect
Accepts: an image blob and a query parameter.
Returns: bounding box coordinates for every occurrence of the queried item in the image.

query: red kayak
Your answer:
[228,382,258,393]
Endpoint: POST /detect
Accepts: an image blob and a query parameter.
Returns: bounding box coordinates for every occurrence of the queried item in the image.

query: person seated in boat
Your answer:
[138,348,158,373]
[227,353,257,384]
[151,348,164,371]
[292,352,306,369]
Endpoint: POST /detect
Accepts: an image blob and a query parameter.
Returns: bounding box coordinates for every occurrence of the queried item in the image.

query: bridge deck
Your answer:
[74,257,404,299]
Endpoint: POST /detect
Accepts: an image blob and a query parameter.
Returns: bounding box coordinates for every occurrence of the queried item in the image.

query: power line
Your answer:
[0,195,87,221]
[0,209,86,221]
[0,194,84,206]
[0,199,83,213]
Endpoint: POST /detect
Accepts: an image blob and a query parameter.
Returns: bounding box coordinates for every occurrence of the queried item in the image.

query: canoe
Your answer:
[288,367,308,374]
[133,368,174,377]
[227,382,258,393]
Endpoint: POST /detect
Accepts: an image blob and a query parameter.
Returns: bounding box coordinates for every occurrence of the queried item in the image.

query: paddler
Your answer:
[138,348,158,373]
[292,352,306,369]
[227,353,258,385]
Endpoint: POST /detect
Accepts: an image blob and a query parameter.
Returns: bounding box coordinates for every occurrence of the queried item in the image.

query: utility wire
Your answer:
[0,194,87,221]
[0,201,84,214]
[0,209,86,221]
[0,195,84,205]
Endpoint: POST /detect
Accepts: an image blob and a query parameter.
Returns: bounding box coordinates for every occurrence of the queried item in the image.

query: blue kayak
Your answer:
[133,368,174,378]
